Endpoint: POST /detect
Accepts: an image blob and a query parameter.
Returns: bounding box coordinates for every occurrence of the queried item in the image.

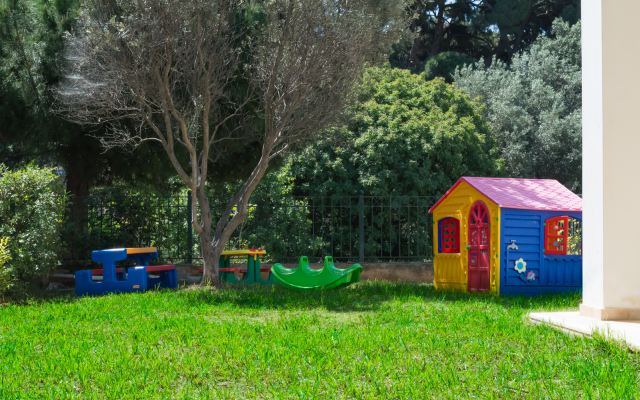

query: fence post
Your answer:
[187,191,193,264]
[359,190,364,263]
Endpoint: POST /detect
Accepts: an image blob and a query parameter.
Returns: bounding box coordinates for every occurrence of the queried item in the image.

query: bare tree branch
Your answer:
[55,0,406,286]
[211,0,408,259]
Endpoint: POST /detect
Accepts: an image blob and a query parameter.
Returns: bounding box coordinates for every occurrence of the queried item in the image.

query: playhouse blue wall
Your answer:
[499,208,582,296]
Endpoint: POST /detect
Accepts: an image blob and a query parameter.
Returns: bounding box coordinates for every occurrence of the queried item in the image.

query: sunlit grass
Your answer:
[1,281,638,399]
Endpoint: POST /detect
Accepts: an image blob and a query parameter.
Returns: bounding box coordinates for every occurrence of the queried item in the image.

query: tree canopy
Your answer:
[286,67,504,198]
[57,0,407,283]
[390,0,580,74]
[0,0,260,197]
[454,19,581,191]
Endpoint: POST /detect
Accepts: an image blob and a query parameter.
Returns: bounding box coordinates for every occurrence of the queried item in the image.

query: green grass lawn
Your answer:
[1,281,638,399]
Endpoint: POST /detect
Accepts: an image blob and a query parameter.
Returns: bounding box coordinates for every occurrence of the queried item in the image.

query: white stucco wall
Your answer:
[582,0,640,312]
[581,0,604,310]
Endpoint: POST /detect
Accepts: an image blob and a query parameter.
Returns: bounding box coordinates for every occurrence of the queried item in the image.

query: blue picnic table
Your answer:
[75,247,177,296]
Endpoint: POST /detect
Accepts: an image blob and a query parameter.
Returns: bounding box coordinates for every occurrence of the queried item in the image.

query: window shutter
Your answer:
[545,216,569,255]
[439,218,460,254]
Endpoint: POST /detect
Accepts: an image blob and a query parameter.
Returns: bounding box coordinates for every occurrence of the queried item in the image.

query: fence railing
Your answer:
[62,192,439,266]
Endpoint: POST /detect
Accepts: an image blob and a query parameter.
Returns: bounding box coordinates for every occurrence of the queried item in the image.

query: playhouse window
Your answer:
[545,216,582,255]
[438,217,460,253]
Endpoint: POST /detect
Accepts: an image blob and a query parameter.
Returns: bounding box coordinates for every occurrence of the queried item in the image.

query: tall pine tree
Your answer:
[0,0,178,199]
[390,0,580,73]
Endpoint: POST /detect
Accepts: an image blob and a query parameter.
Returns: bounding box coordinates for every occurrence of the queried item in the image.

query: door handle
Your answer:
[466,245,471,250]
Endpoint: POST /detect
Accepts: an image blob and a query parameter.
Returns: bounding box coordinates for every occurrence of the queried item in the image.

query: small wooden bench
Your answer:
[91,268,125,276]
[199,268,239,283]
[239,268,272,274]
[198,268,238,273]
[91,265,176,275]
[133,265,177,273]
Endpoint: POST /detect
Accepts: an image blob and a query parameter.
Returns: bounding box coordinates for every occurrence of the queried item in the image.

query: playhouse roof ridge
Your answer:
[429,176,582,213]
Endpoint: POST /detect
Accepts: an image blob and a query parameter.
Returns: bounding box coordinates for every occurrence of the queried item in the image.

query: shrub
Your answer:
[287,67,504,197]
[0,164,68,281]
[0,237,11,298]
[455,20,582,191]
[423,52,476,83]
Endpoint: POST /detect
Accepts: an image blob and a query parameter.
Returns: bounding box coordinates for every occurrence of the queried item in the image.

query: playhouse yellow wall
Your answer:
[432,181,501,295]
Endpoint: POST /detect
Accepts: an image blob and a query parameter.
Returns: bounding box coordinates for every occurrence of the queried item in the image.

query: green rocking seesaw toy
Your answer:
[271,256,363,291]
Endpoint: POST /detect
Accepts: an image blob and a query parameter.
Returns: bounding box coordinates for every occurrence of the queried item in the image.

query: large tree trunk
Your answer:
[429,5,447,57]
[409,37,423,70]
[199,232,222,287]
[65,164,92,265]
[507,0,536,60]
[408,18,423,70]
[66,165,91,212]
[198,156,271,287]
[195,188,223,287]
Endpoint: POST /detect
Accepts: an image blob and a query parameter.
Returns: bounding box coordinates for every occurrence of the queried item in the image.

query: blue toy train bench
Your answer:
[75,247,177,296]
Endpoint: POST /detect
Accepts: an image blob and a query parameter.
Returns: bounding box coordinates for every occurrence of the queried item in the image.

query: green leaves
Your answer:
[390,0,580,71]
[0,164,69,283]
[422,52,476,83]
[287,67,503,197]
[455,20,582,191]
[0,237,11,297]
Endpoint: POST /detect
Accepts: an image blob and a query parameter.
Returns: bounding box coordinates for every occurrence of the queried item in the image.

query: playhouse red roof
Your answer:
[429,177,582,212]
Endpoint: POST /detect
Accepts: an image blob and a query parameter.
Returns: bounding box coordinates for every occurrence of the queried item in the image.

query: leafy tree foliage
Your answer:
[0,0,181,198]
[287,67,503,197]
[0,164,68,281]
[454,20,581,191]
[0,0,274,242]
[423,51,476,83]
[0,237,10,297]
[390,0,580,76]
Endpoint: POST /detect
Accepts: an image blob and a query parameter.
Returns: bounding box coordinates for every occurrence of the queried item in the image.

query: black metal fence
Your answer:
[62,192,439,266]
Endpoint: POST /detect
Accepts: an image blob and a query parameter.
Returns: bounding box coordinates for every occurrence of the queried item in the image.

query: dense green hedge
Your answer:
[0,164,68,287]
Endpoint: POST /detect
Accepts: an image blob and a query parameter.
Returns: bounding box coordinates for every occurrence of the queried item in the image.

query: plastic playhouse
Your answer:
[75,247,177,296]
[271,256,362,291]
[429,177,582,296]
[198,249,273,285]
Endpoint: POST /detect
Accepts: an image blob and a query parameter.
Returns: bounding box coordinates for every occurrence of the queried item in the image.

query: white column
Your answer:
[581,0,640,320]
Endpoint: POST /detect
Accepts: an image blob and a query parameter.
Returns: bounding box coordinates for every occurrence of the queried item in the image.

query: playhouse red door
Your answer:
[468,201,491,292]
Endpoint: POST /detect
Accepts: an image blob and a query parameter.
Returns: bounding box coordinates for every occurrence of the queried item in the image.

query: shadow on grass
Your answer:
[1,279,582,314]
[0,280,77,307]
[175,280,583,314]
